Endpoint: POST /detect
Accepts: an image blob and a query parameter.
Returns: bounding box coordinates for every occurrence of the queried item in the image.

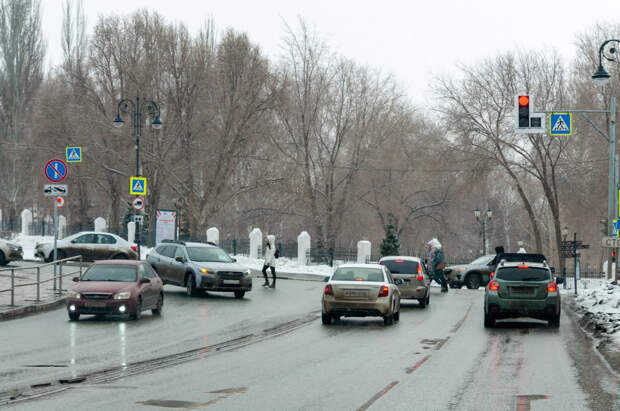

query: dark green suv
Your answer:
[484,260,562,328]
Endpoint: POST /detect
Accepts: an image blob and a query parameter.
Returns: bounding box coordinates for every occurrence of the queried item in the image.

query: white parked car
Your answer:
[0,238,23,265]
[35,232,138,262]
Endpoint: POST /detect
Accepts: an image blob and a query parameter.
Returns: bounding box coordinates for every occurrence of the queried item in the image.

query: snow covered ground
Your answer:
[569,280,620,347]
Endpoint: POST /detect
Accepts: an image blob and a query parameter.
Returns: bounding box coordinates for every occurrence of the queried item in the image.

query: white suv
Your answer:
[0,238,23,265]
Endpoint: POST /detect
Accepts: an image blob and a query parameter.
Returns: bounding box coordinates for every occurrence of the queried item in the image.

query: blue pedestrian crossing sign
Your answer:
[130,177,147,195]
[549,113,572,136]
[65,146,82,163]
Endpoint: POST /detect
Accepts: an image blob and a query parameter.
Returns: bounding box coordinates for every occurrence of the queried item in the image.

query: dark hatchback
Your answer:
[66,260,164,321]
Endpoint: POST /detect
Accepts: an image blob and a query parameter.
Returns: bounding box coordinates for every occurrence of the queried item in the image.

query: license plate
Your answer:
[344,290,365,297]
[85,301,107,307]
[511,287,534,295]
[223,280,239,285]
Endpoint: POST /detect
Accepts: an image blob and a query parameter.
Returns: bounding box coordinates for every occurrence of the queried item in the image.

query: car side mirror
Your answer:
[323,276,330,283]
[71,240,77,244]
[175,256,185,263]
[231,257,237,263]
[72,276,80,282]
[140,277,151,284]
[556,277,564,284]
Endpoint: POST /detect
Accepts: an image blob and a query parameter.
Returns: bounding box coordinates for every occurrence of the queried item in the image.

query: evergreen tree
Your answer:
[380,215,400,257]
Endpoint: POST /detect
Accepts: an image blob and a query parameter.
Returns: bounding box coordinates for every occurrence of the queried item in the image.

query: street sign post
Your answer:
[44,159,68,183]
[44,184,68,196]
[65,146,82,163]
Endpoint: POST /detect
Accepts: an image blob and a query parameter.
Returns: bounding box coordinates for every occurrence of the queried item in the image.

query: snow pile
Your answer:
[572,281,620,346]
[232,255,334,277]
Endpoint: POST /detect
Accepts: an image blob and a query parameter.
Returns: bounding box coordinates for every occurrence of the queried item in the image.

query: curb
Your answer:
[0,298,66,322]
[249,269,326,282]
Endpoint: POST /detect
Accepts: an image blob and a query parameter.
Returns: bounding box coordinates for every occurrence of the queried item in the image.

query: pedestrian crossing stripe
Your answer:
[549,113,572,136]
[65,146,82,163]
[130,177,147,195]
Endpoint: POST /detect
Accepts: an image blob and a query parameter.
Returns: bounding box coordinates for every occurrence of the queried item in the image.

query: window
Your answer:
[97,234,116,244]
[140,264,153,279]
[381,259,419,274]
[496,267,550,282]
[155,246,167,255]
[174,247,186,260]
[160,246,176,258]
[82,265,137,282]
[332,268,385,282]
[74,234,96,244]
[186,247,232,263]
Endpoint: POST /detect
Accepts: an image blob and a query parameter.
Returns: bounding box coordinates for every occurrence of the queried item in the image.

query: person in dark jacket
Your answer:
[426,238,448,292]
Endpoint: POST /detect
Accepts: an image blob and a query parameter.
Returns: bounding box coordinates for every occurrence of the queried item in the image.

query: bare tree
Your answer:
[0,0,45,224]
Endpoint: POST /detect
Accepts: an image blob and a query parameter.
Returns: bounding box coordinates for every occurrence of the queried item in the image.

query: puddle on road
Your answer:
[420,337,449,350]
[207,387,248,394]
[514,394,549,411]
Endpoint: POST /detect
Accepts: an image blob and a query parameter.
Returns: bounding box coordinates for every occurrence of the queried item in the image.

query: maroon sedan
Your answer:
[67,260,164,321]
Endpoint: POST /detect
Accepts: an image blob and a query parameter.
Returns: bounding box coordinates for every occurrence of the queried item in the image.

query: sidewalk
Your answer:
[0,261,82,321]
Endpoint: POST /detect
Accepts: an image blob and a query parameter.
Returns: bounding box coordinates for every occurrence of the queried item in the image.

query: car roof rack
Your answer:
[161,239,186,245]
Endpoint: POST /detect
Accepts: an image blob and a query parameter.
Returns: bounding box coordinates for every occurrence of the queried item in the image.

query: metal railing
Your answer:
[0,256,84,306]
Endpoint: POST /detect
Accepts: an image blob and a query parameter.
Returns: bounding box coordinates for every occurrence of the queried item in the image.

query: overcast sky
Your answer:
[40,0,620,106]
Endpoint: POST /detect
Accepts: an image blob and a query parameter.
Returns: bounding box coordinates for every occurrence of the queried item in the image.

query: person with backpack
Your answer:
[262,235,277,288]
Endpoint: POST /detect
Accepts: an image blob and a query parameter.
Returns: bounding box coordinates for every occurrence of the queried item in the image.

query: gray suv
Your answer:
[146,240,252,298]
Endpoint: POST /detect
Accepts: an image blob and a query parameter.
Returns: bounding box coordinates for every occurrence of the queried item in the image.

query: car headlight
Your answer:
[245,269,251,276]
[67,290,81,299]
[114,291,131,300]
[201,268,209,274]
[455,267,467,273]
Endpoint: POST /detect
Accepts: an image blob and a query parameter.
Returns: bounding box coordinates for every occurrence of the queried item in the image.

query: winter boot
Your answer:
[269,275,276,288]
[262,275,269,287]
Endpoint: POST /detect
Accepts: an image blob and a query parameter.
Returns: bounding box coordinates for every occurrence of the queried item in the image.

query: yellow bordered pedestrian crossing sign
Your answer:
[65,146,82,163]
[549,113,572,136]
[130,177,147,195]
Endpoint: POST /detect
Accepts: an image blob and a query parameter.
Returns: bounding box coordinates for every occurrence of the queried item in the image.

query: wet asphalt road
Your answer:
[0,278,618,410]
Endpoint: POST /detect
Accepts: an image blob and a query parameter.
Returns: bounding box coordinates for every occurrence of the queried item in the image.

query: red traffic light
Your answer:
[518,95,529,107]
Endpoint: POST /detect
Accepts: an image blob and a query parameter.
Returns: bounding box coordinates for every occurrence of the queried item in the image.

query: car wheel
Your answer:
[186,274,197,297]
[321,313,332,325]
[0,251,6,266]
[234,290,245,299]
[130,297,142,320]
[383,313,394,326]
[151,294,163,315]
[55,250,67,261]
[394,310,400,322]
[449,282,460,289]
[425,291,430,306]
[332,314,340,322]
[418,296,426,308]
[548,315,560,328]
[484,312,495,328]
[68,312,80,321]
[112,253,128,259]
[466,273,481,289]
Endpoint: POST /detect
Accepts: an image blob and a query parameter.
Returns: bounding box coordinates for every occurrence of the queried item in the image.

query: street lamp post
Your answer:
[474,208,492,255]
[561,225,569,289]
[591,39,619,282]
[113,95,163,260]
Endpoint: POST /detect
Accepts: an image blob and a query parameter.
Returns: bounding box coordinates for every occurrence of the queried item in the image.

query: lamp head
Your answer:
[486,208,492,219]
[473,208,481,219]
[151,115,163,130]
[113,114,124,128]
[592,63,611,86]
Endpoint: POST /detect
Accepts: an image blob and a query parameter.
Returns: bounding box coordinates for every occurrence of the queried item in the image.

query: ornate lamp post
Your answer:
[591,39,619,282]
[113,95,163,259]
[474,208,492,255]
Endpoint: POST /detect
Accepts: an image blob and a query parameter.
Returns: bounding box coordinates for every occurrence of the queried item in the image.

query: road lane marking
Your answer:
[405,355,431,374]
[356,381,399,411]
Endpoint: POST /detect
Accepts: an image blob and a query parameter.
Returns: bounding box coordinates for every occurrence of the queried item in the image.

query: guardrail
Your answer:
[0,256,84,306]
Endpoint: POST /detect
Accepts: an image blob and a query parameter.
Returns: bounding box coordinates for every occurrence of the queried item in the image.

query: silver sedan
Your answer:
[321,263,401,326]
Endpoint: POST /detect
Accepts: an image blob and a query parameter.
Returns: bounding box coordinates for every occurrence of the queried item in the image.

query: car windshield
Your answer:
[471,255,494,265]
[81,265,137,282]
[186,247,232,263]
[496,267,550,282]
[381,259,419,274]
[332,268,384,282]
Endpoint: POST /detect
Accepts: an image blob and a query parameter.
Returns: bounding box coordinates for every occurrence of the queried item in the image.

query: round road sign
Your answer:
[56,196,65,208]
[44,159,68,183]
[132,197,144,211]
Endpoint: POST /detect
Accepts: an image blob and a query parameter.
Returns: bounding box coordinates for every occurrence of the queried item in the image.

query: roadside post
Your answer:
[44,158,68,292]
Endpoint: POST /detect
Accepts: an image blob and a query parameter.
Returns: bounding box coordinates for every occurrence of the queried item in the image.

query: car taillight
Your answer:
[547,282,557,292]
[378,285,389,297]
[324,284,333,296]
[417,275,424,282]
[131,245,137,252]
[488,280,499,291]
[517,264,529,269]
[417,264,422,274]
[490,271,495,278]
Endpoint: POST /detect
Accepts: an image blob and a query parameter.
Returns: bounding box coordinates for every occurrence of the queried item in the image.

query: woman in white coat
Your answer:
[262,236,277,288]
